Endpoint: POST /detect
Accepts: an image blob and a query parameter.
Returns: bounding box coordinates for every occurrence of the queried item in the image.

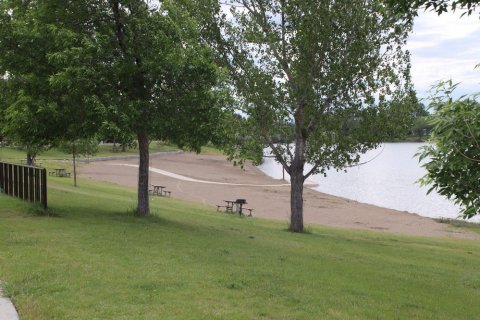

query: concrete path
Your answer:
[112,163,294,186]
[0,285,19,320]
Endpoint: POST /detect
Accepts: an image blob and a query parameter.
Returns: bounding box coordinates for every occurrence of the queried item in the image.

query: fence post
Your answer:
[18,167,24,199]
[0,162,4,192]
[13,165,18,197]
[41,169,47,209]
[23,166,28,201]
[0,161,47,209]
[7,163,13,196]
[34,169,40,202]
[28,167,34,202]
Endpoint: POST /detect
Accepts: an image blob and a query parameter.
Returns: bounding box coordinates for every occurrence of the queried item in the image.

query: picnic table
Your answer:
[48,168,71,177]
[234,199,247,215]
[220,200,235,213]
[150,185,171,197]
[217,199,253,216]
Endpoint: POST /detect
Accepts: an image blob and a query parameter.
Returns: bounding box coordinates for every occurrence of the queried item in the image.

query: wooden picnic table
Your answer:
[217,199,251,216]
[55,168,66,177]
[152,185,166,196]
[49,168,70,177]
[234,199,247,215]
[224,200,235,212]
[151,185,171,197]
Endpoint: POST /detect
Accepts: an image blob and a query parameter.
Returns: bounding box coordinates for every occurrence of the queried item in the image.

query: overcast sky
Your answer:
[408,10,480,102]
[218,3,479,103]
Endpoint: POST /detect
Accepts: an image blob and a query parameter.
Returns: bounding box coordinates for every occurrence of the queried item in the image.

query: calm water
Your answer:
[258,143,478,221]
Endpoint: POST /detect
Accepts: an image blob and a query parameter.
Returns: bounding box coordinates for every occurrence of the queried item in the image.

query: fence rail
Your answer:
[0,161,47,209]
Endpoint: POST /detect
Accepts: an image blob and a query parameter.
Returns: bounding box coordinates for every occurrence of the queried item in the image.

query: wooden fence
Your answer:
[0,161,47,209]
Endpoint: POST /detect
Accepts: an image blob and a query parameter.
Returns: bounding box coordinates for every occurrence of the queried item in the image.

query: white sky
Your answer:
[407,10,480,102]
[218,2,480,102]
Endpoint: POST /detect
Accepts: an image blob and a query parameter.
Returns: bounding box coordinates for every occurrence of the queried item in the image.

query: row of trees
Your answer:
[0,0,222,216]
[1,0,476,231]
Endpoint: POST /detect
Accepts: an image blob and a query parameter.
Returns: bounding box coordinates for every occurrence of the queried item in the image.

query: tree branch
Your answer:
[304,163,320,180]
[453,144,480,163]
[306,96,334,135]
[110,0,128,57]
[266,140,292,175]
[464,117,480,150]
[241,0,294,83]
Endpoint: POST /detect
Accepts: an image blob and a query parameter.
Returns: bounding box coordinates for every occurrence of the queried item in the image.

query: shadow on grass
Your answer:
[28,207,60,218]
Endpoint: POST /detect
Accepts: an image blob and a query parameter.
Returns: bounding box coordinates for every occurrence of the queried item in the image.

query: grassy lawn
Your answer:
[1,177,480,319]
[0,141,180,162]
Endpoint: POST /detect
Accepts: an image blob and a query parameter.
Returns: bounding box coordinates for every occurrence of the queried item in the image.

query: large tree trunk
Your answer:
[137,131,150,216]
[289,131,306,232]
[290,159,305,232]
[26,152,35,166]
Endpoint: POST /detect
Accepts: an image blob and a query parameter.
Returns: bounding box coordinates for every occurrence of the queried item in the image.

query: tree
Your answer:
[409,103,431,141]
[206,0,415,232]
[1,0,221,215]
[411,116,432,141]
[86,0,221,216]
[417,82,480,218]
[386,0,480,19]
[98,121,136,152]
[59,137,99,187]
[0,0,61,165]
[0,0,104,166]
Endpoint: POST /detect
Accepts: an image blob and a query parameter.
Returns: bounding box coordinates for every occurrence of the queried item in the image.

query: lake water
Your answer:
[258,143,479,222]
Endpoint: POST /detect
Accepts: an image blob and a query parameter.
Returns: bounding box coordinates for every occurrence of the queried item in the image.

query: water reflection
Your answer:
[258,143,479,221]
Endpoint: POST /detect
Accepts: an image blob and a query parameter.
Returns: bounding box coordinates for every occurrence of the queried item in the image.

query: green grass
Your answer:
[435,218,480,235]
[1,178,480,319]
[0,141,180,162]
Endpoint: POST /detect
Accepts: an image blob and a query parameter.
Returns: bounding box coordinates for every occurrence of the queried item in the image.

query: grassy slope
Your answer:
[0,142,180,161]
[1,178,480,320]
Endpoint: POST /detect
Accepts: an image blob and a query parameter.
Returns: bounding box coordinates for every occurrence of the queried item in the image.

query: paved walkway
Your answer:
[112,163,293,186]
[111,163,317,187]
[0,286,19,320]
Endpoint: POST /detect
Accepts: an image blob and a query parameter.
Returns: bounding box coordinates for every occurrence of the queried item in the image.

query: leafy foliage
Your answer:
[386,0,480,20]
[58,138,99,158]
[411,116,433,141]
[206,0,415,231]
[417,81,480,218]
[0,0,222,215]
[0,0,105,161]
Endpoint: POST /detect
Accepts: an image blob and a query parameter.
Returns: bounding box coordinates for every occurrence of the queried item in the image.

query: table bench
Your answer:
[48,168,71,177]
[217,199,253,216]
[150,185,171,197]
[243,208,254,216]
[217,204,233,213]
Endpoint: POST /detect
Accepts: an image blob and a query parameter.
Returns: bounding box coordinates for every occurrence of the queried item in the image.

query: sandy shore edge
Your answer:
[78,152,479,240]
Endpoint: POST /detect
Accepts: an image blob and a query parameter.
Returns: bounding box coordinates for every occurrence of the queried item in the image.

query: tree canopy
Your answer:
[418,82,480,218]
[207,0,416,232]
[0,0,108,164]
[386,0,480,19]
[88,0,221,215]
[0,0,222,215]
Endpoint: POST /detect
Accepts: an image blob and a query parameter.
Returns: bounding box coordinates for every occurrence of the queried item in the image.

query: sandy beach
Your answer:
[78,152,478,240]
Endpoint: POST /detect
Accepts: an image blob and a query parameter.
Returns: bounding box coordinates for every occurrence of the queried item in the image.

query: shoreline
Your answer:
[78,152,479,240]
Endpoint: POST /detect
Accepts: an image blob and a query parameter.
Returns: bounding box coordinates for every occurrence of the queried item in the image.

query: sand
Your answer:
[78,152,478,240]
